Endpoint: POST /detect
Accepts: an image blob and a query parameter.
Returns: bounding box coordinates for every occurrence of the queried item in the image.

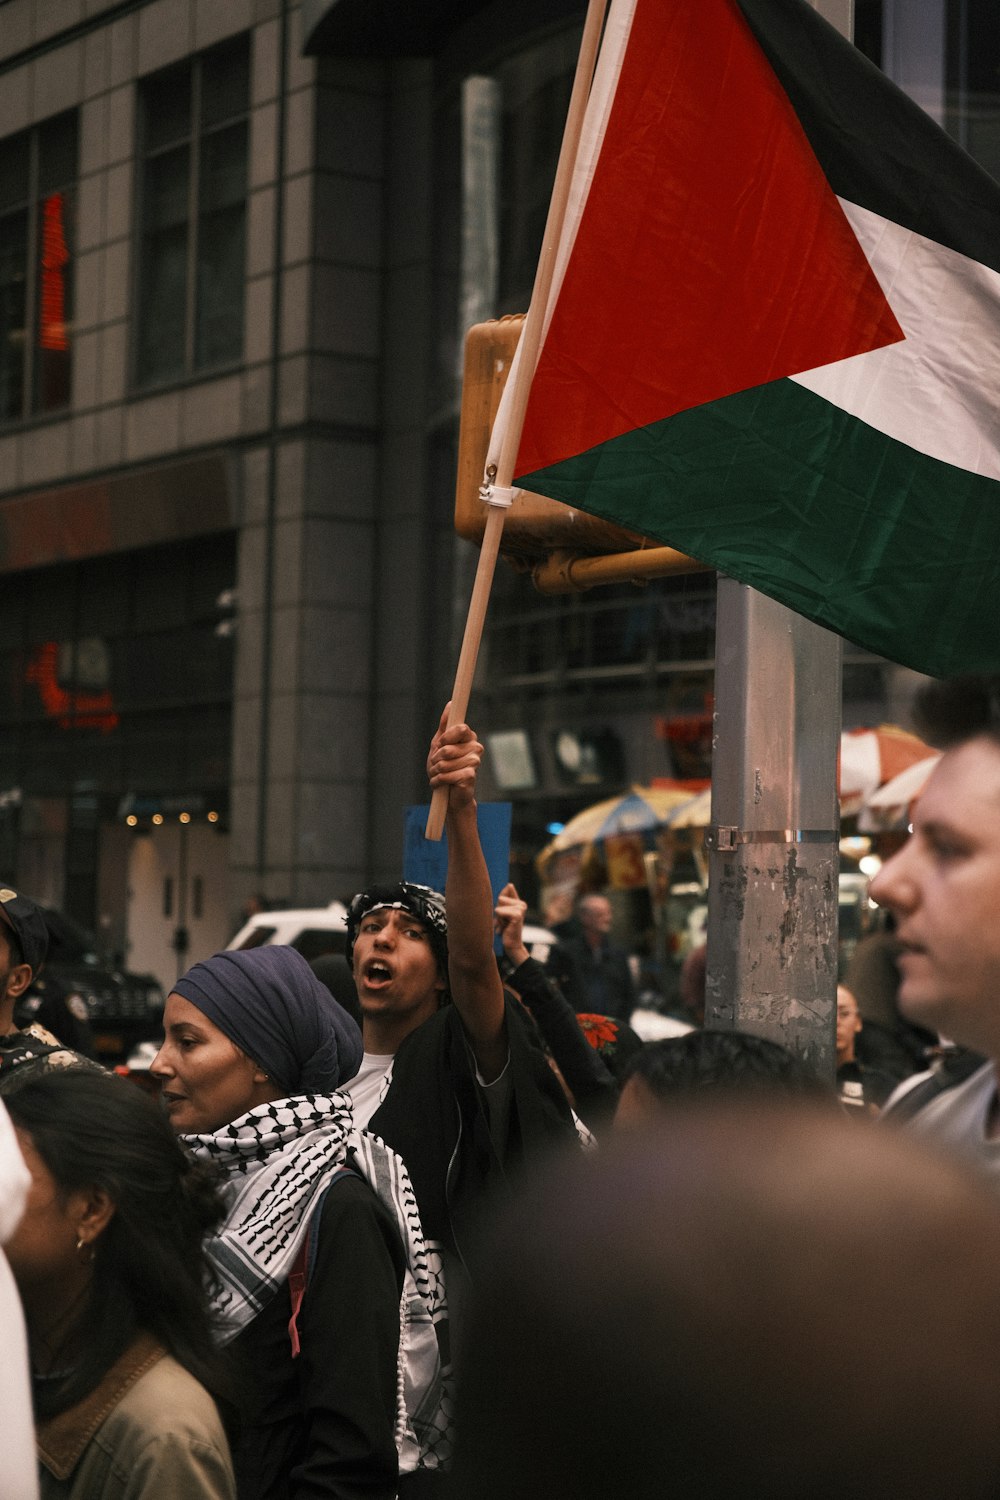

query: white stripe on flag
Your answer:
[793,200,1000,482]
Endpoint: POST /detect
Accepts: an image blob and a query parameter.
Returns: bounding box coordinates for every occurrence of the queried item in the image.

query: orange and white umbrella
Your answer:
[858,753,941,831]
[839,725,936,817]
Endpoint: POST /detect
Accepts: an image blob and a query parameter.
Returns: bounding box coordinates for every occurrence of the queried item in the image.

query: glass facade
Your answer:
[0,111,77,424]
[135,35,249,387]
[0,535,235,922]
[860,0,1000,179]
[0,534,235,799]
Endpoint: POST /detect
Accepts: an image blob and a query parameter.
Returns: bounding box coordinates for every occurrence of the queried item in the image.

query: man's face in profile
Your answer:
[871,736,1000,1057]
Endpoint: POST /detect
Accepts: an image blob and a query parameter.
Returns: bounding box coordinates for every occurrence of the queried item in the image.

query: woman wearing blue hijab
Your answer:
[152,945,451,1499]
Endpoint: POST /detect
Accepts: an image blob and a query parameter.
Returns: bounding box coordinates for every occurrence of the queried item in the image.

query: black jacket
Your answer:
[548,934,637,1020]
[502,955,619,1132]
[368,999,579,1294]
[229,1174,404,1500]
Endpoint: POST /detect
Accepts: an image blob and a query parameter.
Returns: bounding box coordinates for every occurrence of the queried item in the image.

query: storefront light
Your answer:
[207,810,219,823]
[152,813,163,826]
[179,812,191,823]
[126,814,138,827]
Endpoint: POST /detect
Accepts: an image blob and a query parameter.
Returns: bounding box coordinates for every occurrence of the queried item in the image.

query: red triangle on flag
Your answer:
[516,0,904,479]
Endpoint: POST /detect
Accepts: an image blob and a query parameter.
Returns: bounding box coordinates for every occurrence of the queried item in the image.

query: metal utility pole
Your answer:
[705,583,842,1073]
[704,0,852,1077]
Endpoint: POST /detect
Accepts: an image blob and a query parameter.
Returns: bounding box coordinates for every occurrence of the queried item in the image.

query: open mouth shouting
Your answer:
[362,959,394,989]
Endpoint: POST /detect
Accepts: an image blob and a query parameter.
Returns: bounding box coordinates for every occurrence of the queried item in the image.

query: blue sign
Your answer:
[403,802,512,953]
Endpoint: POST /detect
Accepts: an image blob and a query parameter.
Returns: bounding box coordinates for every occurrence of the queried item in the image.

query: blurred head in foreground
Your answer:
[452,1101,1000,1500]
[614,1028,829,1128]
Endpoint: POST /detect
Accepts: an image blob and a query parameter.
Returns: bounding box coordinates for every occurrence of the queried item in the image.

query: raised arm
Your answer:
[494,881,531,968]
[427,706,506,1081]
[496,881,619,1132]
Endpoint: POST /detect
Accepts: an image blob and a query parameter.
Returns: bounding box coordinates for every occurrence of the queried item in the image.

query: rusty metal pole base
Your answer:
[704,577,842,1080]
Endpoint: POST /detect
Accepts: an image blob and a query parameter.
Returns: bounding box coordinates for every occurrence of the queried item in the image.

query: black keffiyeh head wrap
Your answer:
[173,946,363,1095]
[345,881,449,978]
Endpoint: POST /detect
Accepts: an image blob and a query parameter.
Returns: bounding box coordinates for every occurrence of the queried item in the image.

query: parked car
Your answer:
[228,902,351,960]
[15,909,165,1065]
[228,901,557,963]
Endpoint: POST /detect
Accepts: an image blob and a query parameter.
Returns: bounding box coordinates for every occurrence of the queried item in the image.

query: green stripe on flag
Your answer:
[517,380,1000,678]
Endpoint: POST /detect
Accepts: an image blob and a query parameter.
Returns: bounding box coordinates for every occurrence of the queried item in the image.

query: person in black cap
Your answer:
[0,885,96,1091]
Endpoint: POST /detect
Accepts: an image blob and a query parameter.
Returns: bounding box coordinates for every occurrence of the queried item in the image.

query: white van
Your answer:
[227,902,350,960]
[228,901,556,963]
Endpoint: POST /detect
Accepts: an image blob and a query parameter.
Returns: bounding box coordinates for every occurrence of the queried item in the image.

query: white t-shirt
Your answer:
[346,1052,396,1131]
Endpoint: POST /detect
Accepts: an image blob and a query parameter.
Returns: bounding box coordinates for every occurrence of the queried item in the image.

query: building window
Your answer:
[859,1,999,180]
[135,34,249,387]
[0,111,77,423]
[496,28,581,315]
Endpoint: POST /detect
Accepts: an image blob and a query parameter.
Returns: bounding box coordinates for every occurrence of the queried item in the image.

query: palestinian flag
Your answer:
[507,0,1000,678]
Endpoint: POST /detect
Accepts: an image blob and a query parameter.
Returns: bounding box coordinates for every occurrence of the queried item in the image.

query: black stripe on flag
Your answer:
[736,0,1000,276]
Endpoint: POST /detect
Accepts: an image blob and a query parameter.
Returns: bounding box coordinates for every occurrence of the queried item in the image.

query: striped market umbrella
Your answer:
[537,785,709,890]
[542,785,705,855]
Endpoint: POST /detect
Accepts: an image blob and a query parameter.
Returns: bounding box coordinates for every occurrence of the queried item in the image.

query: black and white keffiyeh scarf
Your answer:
[184,1092,356,1338]
[184,1092,454,1469]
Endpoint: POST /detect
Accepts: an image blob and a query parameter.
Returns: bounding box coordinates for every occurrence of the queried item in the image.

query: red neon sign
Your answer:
[39,192,69,352]
[26,642,118,733]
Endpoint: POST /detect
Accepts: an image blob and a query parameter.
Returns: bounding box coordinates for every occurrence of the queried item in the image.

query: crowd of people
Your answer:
[3,674,1000,1496]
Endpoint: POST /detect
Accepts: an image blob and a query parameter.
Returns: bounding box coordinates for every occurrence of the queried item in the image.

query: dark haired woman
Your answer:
[3,1068,235,1499]
[151,943,451,1499]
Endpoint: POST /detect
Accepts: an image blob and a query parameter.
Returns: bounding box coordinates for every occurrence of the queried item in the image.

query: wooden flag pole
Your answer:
[425,0,610,840]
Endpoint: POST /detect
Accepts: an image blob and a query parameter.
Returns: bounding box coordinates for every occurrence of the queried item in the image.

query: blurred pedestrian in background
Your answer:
[548,893,637,1020]
[836,984,895,1114]
[309,952,363,1028]
[0,889,96,1090]
[844,914,934,1085]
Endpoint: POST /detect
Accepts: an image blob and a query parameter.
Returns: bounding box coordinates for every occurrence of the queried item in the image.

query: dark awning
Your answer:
[302,0,472,55]
[302,0,584,57]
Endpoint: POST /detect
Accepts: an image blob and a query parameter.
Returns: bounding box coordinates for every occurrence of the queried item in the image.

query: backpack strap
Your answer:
[287,1166,358,1358]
